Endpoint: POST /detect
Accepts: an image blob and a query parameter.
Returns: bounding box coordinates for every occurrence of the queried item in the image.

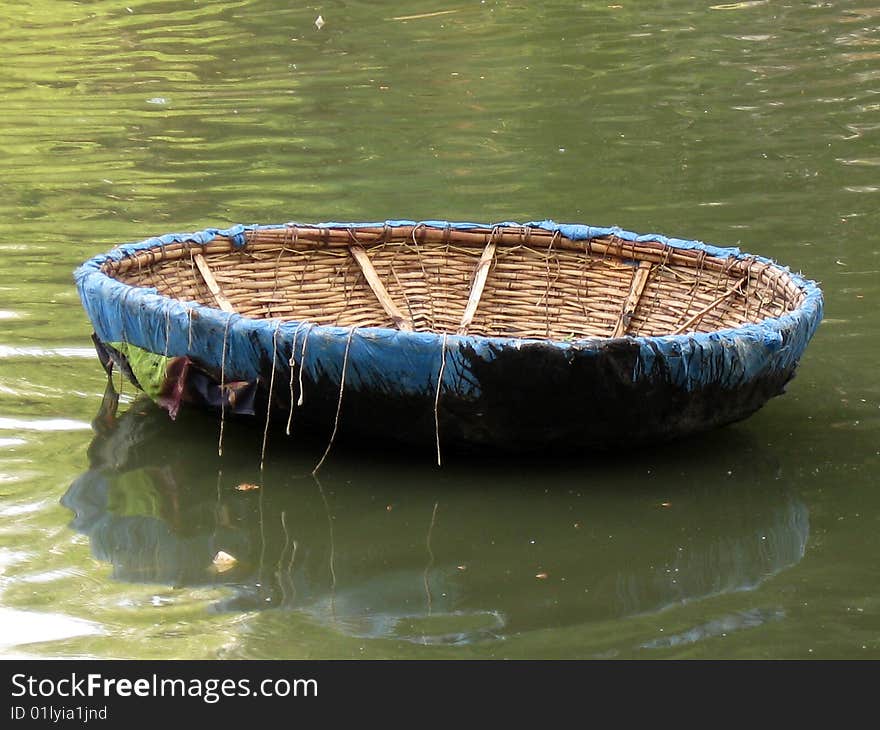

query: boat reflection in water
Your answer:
[62,390,809,647]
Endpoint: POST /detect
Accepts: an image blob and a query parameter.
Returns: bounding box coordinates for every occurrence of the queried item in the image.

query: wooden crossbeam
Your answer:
[349,244,413,331]
[612,260,652,338]
[457,241,497,335]
[193,253,236,313]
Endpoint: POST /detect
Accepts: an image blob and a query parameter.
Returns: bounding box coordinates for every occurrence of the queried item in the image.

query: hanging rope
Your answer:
[311,326,355,475]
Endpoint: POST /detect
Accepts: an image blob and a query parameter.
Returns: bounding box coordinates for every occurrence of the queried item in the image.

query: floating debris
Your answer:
[710,0,769,9]
[235,483,260,492]
[212,550,238,573]
[391,10,461,22]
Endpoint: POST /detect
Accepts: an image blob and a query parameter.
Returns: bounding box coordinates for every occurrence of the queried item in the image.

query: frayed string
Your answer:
[260,319,282,470]
[434,333,448,467]
[311,326,354,475]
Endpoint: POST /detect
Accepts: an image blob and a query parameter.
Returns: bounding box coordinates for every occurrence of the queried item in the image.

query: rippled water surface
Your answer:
[0,0,877,659]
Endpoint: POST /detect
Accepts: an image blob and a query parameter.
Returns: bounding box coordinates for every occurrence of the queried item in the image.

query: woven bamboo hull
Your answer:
[74,220,824,453]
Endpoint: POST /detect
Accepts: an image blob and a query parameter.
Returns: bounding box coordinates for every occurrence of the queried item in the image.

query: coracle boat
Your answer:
[74,220,823,456]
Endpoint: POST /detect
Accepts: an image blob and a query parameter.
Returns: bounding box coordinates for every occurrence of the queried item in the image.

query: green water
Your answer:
[0,0,877,659]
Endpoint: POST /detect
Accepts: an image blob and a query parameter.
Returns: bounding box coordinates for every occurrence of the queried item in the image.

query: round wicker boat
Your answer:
[74,220,823,456]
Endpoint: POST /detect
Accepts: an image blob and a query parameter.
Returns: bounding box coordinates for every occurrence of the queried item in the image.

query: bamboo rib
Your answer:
[193,253,236,313]
[458,240,496,335]
[671,276,749,335]
[349,244,413,331]
[613,260,652,338]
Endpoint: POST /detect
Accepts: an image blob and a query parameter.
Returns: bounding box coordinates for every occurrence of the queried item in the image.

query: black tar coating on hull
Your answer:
[253,338,797,454]
[96,335,797,454]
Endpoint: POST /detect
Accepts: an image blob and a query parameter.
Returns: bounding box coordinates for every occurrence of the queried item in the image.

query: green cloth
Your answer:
[108,342,171,399]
